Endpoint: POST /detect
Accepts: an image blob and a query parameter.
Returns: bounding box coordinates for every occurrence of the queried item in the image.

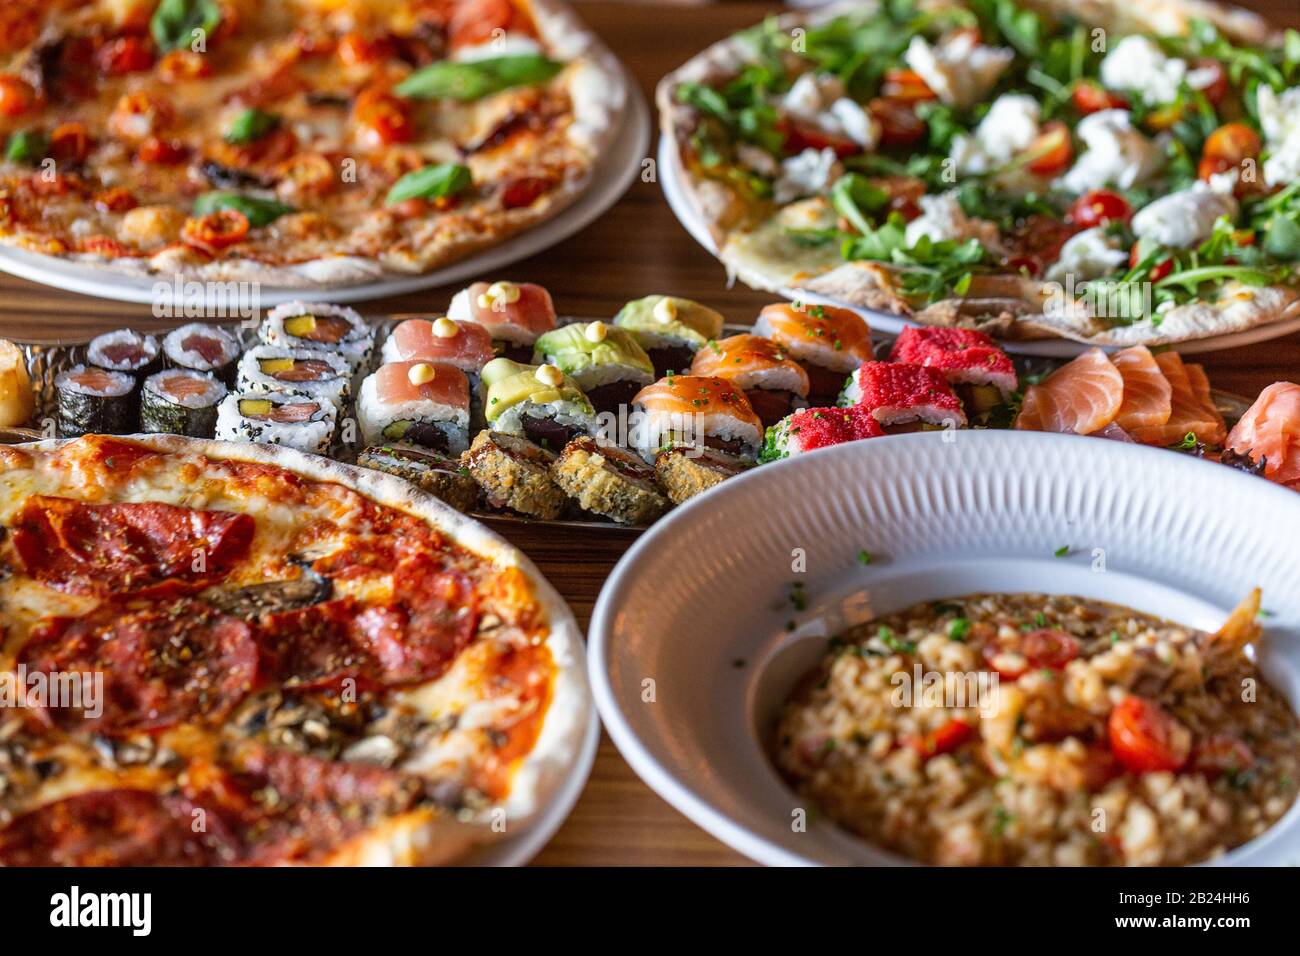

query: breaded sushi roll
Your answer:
[357,361,471,455]
[753,302,873,404]
[533,321,654,416]
[841,361,968,429]
[760,404,884,463]
[216,391,339,454]
[689,334,810,428]
[480,357,596,451]
[238,345,352,406]
[552,435,670,525]
[448,281,557,362]
[614,295,724,376]
[463,430,569,520]
[356,444,480,512]
[631,374,763,461]
[261,302,374,375]
[653,446,751,505]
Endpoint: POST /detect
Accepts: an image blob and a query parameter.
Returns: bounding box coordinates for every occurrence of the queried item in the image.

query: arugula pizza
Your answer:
[659,0,1300,346]
[0,0,624,287]
[0,434,589,865]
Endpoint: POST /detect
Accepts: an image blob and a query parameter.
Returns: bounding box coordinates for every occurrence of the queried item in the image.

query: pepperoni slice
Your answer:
[20,597,259,734]
[11,496,255,596]
[0,789,240,867]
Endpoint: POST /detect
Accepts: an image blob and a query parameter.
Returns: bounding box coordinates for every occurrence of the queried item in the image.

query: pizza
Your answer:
[658,0,1300,346]
[0,434,590,865]
[0,0,624,287]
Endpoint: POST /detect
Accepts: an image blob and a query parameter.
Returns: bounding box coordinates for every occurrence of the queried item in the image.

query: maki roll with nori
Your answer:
[614,295,724,377]
[480,357,596,451]
[356,361,471,455]
[55,365,136,437]
[140,369,226,437]
[532,321,654,417]
[87,329,159,375]
[356,444,480,512]
[216,391,338,454]
[237,345,351,406]
[162,323,241,384]
[262,301,374,375]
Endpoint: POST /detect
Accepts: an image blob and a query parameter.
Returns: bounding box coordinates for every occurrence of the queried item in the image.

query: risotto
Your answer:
[774,591,1300,866]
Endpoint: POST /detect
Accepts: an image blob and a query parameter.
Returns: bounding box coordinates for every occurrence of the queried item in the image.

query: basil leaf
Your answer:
[193,191,295,227]
[5,130,48,164]
[225,109,279,145]
[385,164,473,205]
[151,0,222,53]
[396,55,564,102]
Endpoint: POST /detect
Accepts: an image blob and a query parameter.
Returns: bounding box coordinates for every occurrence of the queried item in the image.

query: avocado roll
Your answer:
[356,444,480,513]
[55,365,136,437]
[215,391,338,454]
[140,369,226,438]
[237,345,351,406]
[261,301,374,375]
[614,295,724,377]
[481,357,596,452]
[532,321,654,417]
[87,329,159,375]
[162,323,240,385]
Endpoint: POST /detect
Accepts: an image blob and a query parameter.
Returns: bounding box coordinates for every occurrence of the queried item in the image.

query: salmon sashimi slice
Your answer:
[1111,345,1172,431]
[387,319,495,371]
[1130,352,1226,446]
[374,362,470,411]
[1226,381,1300,486]
[1014,348,1122,435]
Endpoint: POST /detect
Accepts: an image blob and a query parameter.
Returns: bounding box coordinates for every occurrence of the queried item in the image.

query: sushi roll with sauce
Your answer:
[841,361,968,429]
[481,357,596,451]
[631,374,763,462]
[448,281,557,362]
[140,369,226,438]
[237,345,352,407]
[87,329,159,376]
[888,326,1017,416]
[689,334,810,428]
[55,365,136,437]
[356,444,480,512]
[760,404,884,463]
[381,317,494,381]
[162,323,241,385]
[463,430,569,520]
[261,302,375,376]
[0,340,34,428]
[532,321,654,417]
[357,361,471,455]
[614,295,724,377]
[552,435,670,525]
[216,391,338,454]
[753,303,873,405]
[653,446,751,505]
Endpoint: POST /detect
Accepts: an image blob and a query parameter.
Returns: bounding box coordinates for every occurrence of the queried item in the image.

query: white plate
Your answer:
[0,75,650,309]
[658,137,1300,358]
[589,431,1300,866]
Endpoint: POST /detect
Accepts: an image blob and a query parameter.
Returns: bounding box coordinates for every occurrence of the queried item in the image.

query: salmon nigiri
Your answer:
[753,302,874,403]
[1129,352,1226,447]
[1111,345,1172,432]
[690,334,810,428]
[381,318,495,373]
[1014,348,1122,435]
[1226,382,1300,487]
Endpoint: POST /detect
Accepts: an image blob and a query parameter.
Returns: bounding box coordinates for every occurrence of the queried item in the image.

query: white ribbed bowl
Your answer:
[589,431,1300,866]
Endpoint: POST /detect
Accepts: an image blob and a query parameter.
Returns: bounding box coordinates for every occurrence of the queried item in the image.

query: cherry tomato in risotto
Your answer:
[1108,695,1192,773]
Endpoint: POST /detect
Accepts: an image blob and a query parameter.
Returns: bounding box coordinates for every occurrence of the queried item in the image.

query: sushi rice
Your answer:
[140,368,226,438]
[357,371,470,455]
[237,345,352,406]
[216,391,338,454]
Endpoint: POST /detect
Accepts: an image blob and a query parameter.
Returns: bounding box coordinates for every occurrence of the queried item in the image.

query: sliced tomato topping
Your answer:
[1204,122,1261,165]
[0,74,35,117]
[500,175,552,209]
[777,116,861,158]
[1023,121,1073,176]
[353,87,413,147]
[137,135,188,165]
[1072,80,1128,115]
[1108,695,1192,773]
[869,97,926,148]
[182,209,251,251]
[881,68,936,102]
[1068,190,1133,229]
[97,35,155,76]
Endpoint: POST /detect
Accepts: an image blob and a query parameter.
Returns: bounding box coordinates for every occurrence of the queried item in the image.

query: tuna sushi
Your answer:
[614,295,725,376]
[480,357,596,451]
[841,361,968,429]
[55,364,136,437]
[1225,382,1300,489]
[87,329,159,375]
[689,334,810,428]
[631,374,763,461]
[162,323,241,384]
[448,281,557,362]
[888,326,1017,409]
[533,321,654,417]
[216,391,338,454]
[356,444,480,512]
[760,404,884,462]
[261,302,375,375]
[552,435,670,526]
[357,361,471,454]
[752,302,873,404]
[380,317,496,374]
[139,369,226,438]
[237,345,352,406]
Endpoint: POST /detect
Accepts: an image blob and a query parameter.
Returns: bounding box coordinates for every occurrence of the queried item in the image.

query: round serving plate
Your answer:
[658,137,1300,359]
[589,430,1300,866]
[0,74,650,310]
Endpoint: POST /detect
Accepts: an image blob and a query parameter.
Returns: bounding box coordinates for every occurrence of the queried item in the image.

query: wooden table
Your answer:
[0,0,1296,866]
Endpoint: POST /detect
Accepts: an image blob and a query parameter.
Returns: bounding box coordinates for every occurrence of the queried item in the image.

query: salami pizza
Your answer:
[0,434,591,865]
[0,0,624,287]
[659,0,1300,346]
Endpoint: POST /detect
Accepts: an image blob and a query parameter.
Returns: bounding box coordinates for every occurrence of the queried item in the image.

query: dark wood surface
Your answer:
[0,0,1295,866]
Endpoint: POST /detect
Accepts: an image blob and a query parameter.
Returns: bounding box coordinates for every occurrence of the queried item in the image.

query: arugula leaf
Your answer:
[1263,211,1300,259]
[970,0,1042,58]
[396,55,564,101]
[676,82,732,124]
[385,163,473,205]
[1286,30,1300,83]
[916,100,962,151]
[830,173,890,236]
[5,130,48,165]
[225,109,279,145]
[841,215,909,261]
[192,191,294,227]
[151,0,222,53]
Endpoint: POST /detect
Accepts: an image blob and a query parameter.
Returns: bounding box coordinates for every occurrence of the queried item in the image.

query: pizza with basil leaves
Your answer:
[0,0,624,287]
[659,0,1300,346]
